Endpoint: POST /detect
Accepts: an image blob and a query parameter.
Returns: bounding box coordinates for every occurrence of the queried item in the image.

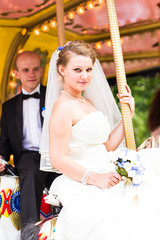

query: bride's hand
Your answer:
[89,172,122,189]
[117,85,135,118]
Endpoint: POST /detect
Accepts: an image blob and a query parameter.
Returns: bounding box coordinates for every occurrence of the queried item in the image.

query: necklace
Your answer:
[61,90,85,103]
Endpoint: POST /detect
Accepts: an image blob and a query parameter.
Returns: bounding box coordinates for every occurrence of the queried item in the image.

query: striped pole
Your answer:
[105,0,136,150]
[56,0,66,46]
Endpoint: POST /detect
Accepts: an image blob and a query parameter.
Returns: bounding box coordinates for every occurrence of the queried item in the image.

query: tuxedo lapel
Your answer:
[40,85,46,126]
[16,93,23,143]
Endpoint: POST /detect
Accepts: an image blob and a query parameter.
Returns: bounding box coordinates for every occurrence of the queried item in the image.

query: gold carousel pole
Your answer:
[105,0,136,150]
[56,0,66,46]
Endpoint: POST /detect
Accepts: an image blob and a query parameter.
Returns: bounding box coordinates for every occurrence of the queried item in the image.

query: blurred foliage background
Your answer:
[112,73,160,148]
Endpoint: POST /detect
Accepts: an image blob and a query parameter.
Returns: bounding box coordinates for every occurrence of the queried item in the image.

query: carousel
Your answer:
[0,0,160,239]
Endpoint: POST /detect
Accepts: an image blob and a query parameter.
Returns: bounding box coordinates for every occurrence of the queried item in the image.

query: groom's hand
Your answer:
[0,155,5,172]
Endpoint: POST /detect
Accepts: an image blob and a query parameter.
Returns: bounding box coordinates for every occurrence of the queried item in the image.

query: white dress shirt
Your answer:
[22,85,41,151]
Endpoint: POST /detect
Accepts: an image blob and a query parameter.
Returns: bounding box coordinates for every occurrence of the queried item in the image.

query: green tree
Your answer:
[112,73,160,147]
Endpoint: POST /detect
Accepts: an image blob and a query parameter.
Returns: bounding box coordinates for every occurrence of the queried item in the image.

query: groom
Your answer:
[0,51,58,230]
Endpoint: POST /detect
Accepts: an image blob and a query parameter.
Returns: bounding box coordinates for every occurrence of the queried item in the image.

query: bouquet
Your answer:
[109,148,145,186]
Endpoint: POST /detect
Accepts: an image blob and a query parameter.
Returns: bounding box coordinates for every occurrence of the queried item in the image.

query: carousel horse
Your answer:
[20,184,62,240]
[0,173,53,240]
[36,191,62,240]
[0,175,21,239]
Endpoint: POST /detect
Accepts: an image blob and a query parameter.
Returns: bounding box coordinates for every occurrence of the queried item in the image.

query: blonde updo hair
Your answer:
[56,41,96,76]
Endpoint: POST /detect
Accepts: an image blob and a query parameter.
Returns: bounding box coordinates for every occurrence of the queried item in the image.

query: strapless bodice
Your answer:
[69,111,110,147]
[67,111,114,173]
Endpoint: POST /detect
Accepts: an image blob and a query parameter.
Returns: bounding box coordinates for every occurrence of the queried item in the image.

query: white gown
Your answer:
[47,111,160,240]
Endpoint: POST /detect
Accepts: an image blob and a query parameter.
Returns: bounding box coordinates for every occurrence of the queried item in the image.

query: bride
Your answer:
[39,41,160,240]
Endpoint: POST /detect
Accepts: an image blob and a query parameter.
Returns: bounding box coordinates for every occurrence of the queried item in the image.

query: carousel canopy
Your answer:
[0,0,160,104]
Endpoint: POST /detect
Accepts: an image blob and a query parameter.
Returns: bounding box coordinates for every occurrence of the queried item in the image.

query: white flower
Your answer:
[123,162,132,171]
[128,170,136,178]
[130,158,139,166]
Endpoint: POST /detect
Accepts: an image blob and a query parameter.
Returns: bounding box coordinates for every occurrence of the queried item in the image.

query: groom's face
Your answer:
[14,52,43,93]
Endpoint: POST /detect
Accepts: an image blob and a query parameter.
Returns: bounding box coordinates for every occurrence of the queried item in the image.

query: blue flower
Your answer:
[117,161,124,168]
[57,46,64,51]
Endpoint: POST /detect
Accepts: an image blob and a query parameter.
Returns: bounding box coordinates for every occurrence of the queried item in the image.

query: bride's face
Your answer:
[58,54,93,92]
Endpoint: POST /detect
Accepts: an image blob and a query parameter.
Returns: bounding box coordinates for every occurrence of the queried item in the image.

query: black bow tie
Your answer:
[22,92,41,100]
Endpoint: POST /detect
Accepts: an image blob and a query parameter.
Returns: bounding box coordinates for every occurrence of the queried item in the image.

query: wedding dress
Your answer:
[41,111,160,240]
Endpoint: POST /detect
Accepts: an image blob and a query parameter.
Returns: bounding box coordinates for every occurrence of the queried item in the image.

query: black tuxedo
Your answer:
[0,84,58,228]
[0,85,45,164]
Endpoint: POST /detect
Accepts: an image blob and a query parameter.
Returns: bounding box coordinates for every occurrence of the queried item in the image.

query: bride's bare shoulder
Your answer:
[51,96,75,121]
[53,99,71,113]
